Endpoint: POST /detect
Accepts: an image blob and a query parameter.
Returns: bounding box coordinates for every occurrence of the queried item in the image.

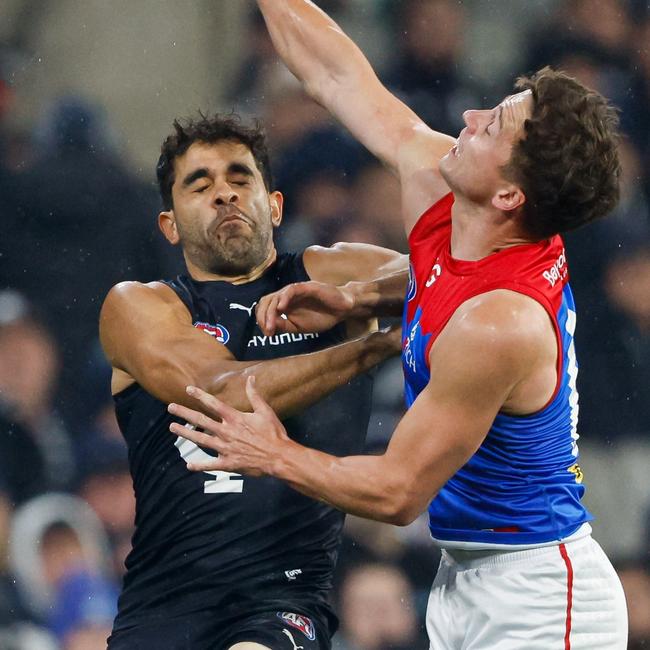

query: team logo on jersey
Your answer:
[194,321,230,344]
[406,261,417,302]
[276,612,316,640]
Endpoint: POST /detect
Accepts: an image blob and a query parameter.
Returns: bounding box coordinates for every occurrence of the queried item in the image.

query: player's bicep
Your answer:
[382,312,526,519]
[383,374,501,520]
[99,282,235,404]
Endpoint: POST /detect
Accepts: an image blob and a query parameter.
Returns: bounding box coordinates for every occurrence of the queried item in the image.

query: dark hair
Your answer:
[156,112,273,210]
[503,67,621,239]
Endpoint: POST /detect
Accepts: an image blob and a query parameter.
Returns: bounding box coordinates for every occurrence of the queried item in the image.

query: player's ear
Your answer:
[159,210,180,245]
[269,191,283,228]
[492,183,525,214]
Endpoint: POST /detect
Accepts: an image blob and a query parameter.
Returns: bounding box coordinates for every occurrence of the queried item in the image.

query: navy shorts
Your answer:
[108,608,330,650]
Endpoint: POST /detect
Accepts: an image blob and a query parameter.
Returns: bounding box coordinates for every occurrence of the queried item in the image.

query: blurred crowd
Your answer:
[1,1,650,648]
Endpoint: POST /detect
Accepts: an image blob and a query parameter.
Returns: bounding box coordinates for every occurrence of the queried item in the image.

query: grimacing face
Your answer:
[160,141,282,276]
[440,90,533,206]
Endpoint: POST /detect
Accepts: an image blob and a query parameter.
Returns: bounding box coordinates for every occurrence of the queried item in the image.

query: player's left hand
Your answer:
[168,376,290,477]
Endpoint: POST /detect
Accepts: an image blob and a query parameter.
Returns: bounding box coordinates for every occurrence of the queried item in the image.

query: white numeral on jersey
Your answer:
[174,429,244,494]
[425,263,442,287]
[203,471,244,493]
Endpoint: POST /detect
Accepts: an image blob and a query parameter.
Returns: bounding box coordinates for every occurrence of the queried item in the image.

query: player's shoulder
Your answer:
[445,289,552,362]
[101,280,184,318]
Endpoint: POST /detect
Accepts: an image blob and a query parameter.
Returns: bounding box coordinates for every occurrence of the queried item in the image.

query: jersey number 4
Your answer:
[174,429,244,493]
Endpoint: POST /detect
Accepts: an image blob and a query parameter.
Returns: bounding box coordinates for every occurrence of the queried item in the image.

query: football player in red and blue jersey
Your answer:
[172,1,628,648]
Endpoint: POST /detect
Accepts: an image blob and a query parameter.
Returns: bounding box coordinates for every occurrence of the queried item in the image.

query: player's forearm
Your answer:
[256,0,371,104]
[210,328,398,418]
[345,270,408,319]
[271,442,419,525]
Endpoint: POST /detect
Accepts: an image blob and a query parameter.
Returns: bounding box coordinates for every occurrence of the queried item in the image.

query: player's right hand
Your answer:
[256,281,355,335]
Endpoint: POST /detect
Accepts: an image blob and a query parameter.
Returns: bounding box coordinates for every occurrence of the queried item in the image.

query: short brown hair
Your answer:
[504,67,621,240]
[156,113,273,211]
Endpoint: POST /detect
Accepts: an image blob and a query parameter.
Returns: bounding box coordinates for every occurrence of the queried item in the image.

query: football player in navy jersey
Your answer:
[170,2,628,648]
[99,113,407,650]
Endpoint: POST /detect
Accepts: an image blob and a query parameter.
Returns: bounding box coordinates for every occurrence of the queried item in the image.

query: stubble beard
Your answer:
[205,225,272,276]
[180,216,273,277]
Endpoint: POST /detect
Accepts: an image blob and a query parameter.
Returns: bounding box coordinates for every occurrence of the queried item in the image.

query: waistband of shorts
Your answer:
[441,533,594,569]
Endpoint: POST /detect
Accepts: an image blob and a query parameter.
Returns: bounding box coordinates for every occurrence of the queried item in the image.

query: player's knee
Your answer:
[228,643,273,650]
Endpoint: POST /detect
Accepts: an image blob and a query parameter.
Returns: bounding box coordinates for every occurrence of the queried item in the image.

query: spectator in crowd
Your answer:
[8,493,117,648]
[0,291,76,506]
[600,246,650,433]
[75,423,135,577]
[347,163,407,253]
[4,97,170,429]
[564,140,650,441]
[627,15,650,198]
[525,0,632,84]
[382,0,483,135]
[333,563,427,650]
[616,560,650,650]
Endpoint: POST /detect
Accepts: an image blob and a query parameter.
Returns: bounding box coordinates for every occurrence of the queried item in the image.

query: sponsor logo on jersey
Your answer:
[276,612,316,640]
[285,568,302,581]
[247,332,319,347]
[406,262,417,302]
[194,321,230,344]
[402,321,418,373]
[229,301,257,316]
[403,306,429,375]
[542,249,568,287]
[282,629,305,650]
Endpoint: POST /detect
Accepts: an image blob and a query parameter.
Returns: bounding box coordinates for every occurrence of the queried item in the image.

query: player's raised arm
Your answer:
[256,0,456,230]
[99,280,400,419]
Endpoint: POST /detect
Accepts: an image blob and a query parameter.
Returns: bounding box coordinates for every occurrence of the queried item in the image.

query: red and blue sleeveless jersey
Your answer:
[402,193,592,548]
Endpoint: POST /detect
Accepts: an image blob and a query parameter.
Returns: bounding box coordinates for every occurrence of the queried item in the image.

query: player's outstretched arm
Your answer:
[256,271,408,336]
[257,244,408,335]
[99,281,400,419]
[256,0,455,231]
[171,291,550,523]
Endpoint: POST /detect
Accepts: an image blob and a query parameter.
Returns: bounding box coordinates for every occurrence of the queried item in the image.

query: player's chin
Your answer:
[438,154,455,179]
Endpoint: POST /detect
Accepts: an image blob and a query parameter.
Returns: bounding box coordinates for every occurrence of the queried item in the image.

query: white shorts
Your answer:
[426,535,627,649]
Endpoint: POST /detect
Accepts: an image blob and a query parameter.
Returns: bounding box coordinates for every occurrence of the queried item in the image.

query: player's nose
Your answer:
[462,109,485,133]
[214,183,239,205]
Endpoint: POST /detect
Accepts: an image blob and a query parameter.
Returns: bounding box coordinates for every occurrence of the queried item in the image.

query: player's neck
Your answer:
[187,248,278,284]
[449,196,534,261]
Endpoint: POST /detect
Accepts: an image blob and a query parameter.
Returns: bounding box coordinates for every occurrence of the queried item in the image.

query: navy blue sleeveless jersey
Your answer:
[110,252,373,642]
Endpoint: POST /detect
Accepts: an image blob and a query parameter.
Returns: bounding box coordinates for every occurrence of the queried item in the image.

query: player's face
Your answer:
[440,90,533,205]
[164,141,282,276]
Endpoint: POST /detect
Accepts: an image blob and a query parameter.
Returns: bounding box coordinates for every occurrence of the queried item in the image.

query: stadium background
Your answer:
[1,0,649,648]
